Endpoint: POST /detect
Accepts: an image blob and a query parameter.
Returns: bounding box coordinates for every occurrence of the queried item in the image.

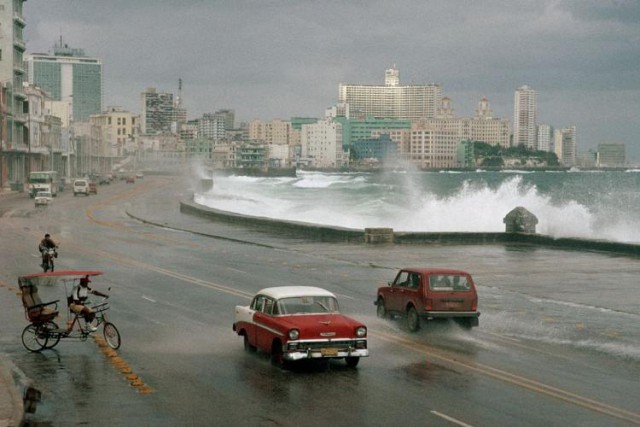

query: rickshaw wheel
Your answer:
[42,321,61,349]
[22,324,48,352]
[103,322,121,350]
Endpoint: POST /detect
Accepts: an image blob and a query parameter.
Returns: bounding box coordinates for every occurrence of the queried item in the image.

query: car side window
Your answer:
[410,274,421,289]
[263,298,274,315]
[252,295,265,312]
[393,271,410,287]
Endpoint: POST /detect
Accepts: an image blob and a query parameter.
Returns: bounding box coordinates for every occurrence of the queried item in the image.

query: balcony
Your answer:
[13,13,26,26]
[13,38,26,51]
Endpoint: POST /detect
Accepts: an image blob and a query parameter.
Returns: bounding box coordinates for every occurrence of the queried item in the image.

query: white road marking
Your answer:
[142,295,156,303]
[430,411,474,427]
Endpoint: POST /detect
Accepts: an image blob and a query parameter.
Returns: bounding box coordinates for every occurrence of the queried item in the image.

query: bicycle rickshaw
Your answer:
[19,270,121,352]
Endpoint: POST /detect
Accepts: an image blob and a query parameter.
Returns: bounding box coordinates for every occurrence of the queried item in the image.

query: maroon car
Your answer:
[375,268,480,332]
[233,286,369,368]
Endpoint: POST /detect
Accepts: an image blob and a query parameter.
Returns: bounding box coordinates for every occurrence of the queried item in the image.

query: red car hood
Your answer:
[278,314,364,340]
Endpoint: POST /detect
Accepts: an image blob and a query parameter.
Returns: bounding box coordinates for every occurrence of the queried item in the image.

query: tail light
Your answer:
[471,296,478,311]
[424,298,433,311]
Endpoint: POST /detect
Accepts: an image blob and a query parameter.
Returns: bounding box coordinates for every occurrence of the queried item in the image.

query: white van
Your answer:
[73,179,90,196]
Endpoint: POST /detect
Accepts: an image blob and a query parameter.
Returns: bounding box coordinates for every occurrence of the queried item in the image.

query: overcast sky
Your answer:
[23,0,640,160]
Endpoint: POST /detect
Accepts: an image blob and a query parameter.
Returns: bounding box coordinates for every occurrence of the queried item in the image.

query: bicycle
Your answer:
[19,270,122,352]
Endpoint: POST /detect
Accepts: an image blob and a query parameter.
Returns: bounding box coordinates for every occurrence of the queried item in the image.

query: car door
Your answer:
[399,272,422,311]
[253,296,277,352]
[385,270,411,312]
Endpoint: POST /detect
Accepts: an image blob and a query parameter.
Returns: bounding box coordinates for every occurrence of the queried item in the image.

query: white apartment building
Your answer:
[409,121,461,168]
[513,85,537,149]
[537,124,553,152]
[471,98,510,148]
[267,144,292,167]
[90,107,139,156]
[301,119,347,168]
[338,67,442,120]
[198,113,226,140]
[420,98,510,148]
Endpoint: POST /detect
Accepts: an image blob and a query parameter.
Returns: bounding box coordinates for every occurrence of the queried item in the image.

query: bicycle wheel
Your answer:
[103,322,121,349]
[22,324,48,352]
[42,321,61,349]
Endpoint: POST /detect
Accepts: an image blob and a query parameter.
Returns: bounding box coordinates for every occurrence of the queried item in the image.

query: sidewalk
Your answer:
[0,357,24,427]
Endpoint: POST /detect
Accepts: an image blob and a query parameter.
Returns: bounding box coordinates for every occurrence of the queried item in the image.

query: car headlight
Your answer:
[288,329,300,340]
[356,326,367,338]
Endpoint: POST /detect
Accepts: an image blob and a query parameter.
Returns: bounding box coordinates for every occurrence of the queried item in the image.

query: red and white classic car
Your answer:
[233,286,369,368]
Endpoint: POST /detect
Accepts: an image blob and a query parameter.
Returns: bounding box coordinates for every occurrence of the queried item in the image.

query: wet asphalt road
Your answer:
[0,175,639,426]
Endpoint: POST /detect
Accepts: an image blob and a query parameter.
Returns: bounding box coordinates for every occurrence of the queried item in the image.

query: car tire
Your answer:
[406,306,420,332]
[455,318,476,330]
[376,298,387,319]
[345,357,360,368]
[270,342,287,369]
[243,334,256,353]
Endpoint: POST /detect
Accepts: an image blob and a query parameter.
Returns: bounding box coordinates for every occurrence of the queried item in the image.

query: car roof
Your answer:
[257,286,337,299]
[399,268,471,275]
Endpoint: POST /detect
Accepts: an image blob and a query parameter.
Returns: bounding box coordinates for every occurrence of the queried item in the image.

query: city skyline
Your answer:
[23,1,640,160]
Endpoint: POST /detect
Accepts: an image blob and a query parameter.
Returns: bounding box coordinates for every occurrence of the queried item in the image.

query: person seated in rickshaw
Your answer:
[69,276,108,332]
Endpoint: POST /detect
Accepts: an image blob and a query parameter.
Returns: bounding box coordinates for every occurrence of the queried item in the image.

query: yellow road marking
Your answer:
[372,328,640,424]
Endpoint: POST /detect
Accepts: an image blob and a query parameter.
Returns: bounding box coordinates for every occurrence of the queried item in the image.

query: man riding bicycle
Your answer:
[39,233,58,267]
[69,276,108,332]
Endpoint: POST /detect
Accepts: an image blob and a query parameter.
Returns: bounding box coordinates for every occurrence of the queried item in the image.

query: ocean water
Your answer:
[194,169,640,244]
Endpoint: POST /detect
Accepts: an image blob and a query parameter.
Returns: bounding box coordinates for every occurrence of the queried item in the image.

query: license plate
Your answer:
[321,348,338,356]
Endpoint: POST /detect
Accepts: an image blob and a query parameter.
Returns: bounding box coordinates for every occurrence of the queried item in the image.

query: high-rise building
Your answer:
[26,39,103,122]
[513,85,537,149]
[597,144,625,167]
[198,113,226,140]
[560,126,577,166]
[338,67,442,120]
[140,88,174,135]
[537,124,553,152]
[300,119,347,168]
[0,0,28,187]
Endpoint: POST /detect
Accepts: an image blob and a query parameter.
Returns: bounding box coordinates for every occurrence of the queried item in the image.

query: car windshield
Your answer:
[276,296,339,314]
[37,192,51,197]
[429,274,471,291]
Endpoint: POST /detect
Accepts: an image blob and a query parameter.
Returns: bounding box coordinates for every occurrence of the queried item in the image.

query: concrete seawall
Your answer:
[180,198,640,257]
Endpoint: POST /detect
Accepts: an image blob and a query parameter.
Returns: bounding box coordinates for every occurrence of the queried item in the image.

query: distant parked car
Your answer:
[34,191,52,207]
[98,175,110,185]
[135,172,144,179]
[233,286,369,368]
[375,268,480,331]
[126,176,135,184]
[88,182,98,194]
[73,179,90,196]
